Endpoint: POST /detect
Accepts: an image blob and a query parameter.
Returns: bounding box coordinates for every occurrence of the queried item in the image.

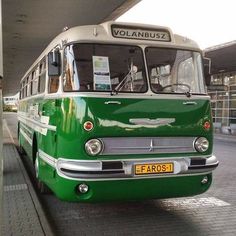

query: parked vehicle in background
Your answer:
[3,93,19,112]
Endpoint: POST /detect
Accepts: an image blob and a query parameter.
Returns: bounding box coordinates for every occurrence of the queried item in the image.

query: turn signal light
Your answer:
[203,121,211,130]
[84,121,94,131]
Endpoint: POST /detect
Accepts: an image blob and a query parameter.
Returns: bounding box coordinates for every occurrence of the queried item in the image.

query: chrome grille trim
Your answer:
[100,137,196,155]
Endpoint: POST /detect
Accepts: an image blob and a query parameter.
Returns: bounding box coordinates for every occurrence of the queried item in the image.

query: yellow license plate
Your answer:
[135,163,174,175]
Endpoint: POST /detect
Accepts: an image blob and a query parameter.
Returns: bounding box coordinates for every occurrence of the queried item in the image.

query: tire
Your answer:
[18,144,25,154]
[18,128,25,155]
[34,153,51,194]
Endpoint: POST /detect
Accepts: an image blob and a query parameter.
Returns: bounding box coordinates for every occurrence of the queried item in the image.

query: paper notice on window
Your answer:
[92,56,111,90]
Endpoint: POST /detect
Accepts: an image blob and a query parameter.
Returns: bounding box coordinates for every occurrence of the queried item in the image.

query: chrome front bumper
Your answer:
[56,155,219,181]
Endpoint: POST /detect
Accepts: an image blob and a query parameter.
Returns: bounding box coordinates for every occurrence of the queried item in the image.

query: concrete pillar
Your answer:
[0,0,2,79]
[0,0,3,231]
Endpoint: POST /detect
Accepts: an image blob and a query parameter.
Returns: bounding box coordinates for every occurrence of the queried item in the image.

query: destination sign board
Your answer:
[112,25,171,42]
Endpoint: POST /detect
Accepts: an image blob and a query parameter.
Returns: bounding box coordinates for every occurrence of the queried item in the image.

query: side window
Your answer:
[48,50,60,93]
[48,76,59,93]
[39,60,46,93]
[22,80,26,98]
[63,46,73,91]
[26,76,31,97]
[20,82,23,99]
[32,70,38,95]
[24,79,27,98]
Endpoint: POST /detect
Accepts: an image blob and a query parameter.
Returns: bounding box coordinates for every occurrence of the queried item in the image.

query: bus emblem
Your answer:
[129,118,175,127]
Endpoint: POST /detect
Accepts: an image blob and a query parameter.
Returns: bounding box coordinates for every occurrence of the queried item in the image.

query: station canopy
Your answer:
[204,41,236,75]
[2,0,140,96]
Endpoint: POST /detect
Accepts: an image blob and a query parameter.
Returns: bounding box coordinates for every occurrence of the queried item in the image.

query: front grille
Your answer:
[99,137,196,155]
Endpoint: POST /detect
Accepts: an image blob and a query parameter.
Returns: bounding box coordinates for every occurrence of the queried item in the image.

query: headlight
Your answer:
[85,139,103,156]
[194,137,209,152]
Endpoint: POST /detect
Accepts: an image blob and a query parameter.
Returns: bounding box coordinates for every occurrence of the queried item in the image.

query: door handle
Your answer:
[183,101,197,105]
[104,101,121,105]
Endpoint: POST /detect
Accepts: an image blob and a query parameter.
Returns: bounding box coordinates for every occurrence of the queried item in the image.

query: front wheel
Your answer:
[18,124,25,154]
[34,153,51,194]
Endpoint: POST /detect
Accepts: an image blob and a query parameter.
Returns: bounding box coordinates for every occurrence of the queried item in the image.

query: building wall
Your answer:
[0,0,3,231]
[0,0,2,79]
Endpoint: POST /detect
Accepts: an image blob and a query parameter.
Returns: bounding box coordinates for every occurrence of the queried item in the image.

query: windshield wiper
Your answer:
[110,71,131,96]
[115,72,131,91]
[162,83,191,97]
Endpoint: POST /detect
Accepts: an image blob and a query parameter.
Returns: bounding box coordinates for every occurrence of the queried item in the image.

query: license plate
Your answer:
[135,163,174,175]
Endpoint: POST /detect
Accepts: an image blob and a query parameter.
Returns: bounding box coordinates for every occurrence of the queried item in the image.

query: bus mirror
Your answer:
[48,50,61,76]
[203,57,211,86]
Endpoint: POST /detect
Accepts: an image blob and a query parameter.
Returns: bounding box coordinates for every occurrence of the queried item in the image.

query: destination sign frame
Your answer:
[111,25,171,42]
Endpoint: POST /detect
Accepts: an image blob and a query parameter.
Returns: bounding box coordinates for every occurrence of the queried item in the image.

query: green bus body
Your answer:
[18,22,218,202]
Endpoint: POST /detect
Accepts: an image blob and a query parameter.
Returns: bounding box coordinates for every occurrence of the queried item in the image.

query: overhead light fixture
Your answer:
[16,19,25,24]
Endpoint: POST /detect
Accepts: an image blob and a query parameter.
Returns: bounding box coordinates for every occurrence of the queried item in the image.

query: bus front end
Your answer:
[35,23,218,202]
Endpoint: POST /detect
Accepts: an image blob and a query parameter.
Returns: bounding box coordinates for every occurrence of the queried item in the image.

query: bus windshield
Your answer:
[63,44,147,93]
[145,47,206,95]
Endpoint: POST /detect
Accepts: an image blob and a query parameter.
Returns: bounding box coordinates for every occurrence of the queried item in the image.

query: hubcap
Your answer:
[35,153,39,178]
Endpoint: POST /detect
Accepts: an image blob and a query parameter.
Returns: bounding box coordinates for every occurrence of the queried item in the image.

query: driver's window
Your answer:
[177,57,194,91]
[150,65,171,92]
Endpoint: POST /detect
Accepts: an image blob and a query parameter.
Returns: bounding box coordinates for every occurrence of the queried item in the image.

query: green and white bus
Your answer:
[18,21,219,202]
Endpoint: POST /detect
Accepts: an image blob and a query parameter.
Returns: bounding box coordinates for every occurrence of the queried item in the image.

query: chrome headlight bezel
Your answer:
[85,139,103,156]
[194,137,209,153]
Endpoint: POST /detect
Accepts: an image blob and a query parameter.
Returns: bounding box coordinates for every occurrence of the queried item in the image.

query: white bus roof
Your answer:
[51,21,199,50]
[21,21,200,82]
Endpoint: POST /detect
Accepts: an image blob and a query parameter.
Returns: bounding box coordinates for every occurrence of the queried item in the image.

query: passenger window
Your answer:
[48,50,60,93]
[32,71,38,95]
[39,61,46,93]
[48,76,59,93]
[26,77,31,97]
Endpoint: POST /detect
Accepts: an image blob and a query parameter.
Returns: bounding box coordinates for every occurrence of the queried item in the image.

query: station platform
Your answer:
[1,118,54,236]
[214,132,236,143]
[1,112,236,236]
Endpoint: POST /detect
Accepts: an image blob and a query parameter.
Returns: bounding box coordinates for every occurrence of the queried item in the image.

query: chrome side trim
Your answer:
[20,122,33,134]
[20,128,33,146]
[38,149,57,168]
[189,162,219,170]
[18,112,56,136]
[42,92,211,101]
[18,114,56,131]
